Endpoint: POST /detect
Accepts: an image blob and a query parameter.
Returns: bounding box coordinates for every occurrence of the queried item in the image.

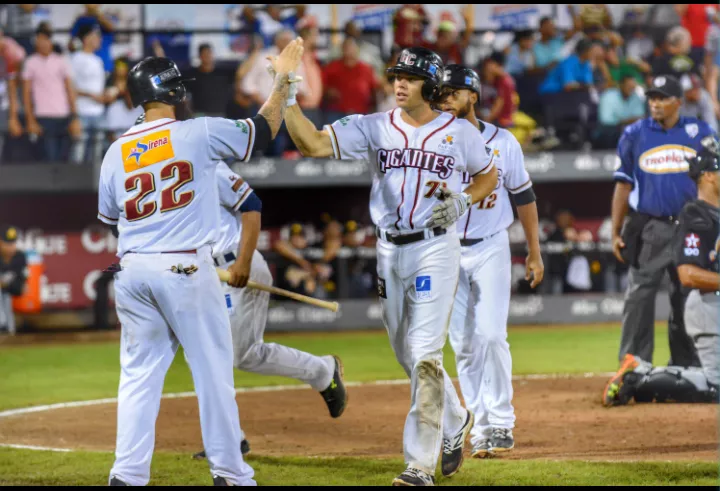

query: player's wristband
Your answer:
[460,192,471,213]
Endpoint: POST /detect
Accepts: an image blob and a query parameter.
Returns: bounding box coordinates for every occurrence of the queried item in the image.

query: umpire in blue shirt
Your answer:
[611,75,717,368]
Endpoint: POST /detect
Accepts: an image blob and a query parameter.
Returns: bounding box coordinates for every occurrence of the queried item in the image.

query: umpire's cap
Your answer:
[386,47,444,101]
[687,136,720,179]
[128,57,195,108]
[439,64,481,96]
[645,75,683,99]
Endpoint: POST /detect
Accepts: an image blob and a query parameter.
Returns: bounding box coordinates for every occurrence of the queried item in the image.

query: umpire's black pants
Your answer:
[619,216,701,367]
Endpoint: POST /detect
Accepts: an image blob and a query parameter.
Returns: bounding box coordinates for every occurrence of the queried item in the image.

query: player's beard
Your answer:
[455,99,474,119]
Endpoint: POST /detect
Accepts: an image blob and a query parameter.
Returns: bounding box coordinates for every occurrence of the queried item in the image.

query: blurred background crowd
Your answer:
[0,3,712,311]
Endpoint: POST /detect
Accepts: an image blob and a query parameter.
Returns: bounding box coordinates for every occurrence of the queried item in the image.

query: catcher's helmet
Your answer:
[127,57,195,108]
[386,47,444,101]
[439,64,481,96]
[687,136,720,179]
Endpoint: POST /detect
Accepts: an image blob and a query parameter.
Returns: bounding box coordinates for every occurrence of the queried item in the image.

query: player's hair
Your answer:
[539,16,552,27]
[198,43,212,56]
[36,22,52,38]
[619,74,636,84]
[486,51,505,66]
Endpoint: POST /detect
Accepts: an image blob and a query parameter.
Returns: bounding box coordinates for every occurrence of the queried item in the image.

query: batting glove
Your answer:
[428,188,471,228]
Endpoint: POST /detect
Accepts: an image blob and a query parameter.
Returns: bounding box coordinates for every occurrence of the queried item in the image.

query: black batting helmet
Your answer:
[439,64,481,96]
[687,136,720,180]
[386,47,444,101]
[127,57,195,108]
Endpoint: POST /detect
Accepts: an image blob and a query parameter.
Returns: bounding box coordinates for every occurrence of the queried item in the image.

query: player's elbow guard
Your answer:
[239,192,262,213]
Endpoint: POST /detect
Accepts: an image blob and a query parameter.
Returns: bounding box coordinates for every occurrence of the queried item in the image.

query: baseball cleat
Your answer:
[471,439,492,459]
[441,409,474,477]
[489,427,514,454]
[602,354,640,407]
[109,476,129,486]
[192,439,250,460]
[320,355,348,418]
[392,467,435,486]
[212,475,231,486]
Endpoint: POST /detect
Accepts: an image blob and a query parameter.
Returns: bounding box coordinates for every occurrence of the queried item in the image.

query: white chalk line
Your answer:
[0,372,614,454]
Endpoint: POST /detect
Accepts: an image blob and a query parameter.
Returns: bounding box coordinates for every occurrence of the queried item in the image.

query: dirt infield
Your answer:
[0,376,716,462]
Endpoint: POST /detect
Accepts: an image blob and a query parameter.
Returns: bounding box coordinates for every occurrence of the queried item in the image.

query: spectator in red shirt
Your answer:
[322,37,381,121]
[393,4,428,49]
[480,52,517,128]
[675,4,718,64]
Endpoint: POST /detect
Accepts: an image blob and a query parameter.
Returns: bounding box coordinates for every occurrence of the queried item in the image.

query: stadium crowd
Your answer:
[1,4,714,300]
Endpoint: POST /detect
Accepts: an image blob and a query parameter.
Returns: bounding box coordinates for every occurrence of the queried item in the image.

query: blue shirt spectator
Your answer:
[505,30,535,76]
[534,17,570,69]
[534,37,565,69]
[70,6,115,73]
[599,76,646,126]
[539,55,592,94]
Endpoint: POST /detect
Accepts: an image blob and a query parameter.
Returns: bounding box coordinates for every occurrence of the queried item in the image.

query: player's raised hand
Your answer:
[272,37,304,77]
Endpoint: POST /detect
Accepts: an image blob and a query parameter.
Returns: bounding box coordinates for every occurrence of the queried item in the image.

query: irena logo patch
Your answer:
[415,275,431,300]
[465,76,473,86]
[225,293,233,312]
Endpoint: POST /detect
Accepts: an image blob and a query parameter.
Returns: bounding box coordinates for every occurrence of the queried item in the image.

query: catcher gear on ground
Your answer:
[386,47,444,101]
[439,64,481,96]
[428,187,471,228]
[128,57,195,108]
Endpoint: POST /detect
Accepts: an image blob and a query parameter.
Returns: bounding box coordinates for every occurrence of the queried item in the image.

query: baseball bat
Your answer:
[215,268,340,313]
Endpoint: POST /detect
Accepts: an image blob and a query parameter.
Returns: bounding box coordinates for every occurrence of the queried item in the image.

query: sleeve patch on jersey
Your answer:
[684,233,701,256]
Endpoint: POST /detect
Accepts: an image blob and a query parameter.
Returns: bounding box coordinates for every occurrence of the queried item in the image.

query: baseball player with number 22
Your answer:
[436,65,544,459]
[97,39,304,486]
[272,39,499,486]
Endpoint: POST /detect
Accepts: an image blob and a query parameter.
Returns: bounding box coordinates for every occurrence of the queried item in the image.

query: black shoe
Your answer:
[193,439,251,460]
[213,475,230,486]
[109,476,128,486]
[392,467,435,486]
[320,355,348,418]
[241,438,250,455]
[441,410,474,477]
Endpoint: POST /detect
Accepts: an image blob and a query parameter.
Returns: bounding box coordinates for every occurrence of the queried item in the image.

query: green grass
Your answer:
[2,323,702,487]
[0,325,671,411]
[0,449,716,486]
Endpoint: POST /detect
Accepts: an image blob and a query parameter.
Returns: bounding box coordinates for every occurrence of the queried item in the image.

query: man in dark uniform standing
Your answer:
[603,136,720,406]
[0,225,27,334]
[611,75,717,368]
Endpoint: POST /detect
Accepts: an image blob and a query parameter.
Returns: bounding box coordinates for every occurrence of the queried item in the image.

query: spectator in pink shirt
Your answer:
[0,28,26,161]
[22,25,80,162]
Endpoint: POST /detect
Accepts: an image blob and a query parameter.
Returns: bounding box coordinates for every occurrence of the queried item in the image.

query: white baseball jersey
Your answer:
[98,117,257,256]
[457,121,531,240]
[213,161,255,257]
[325,108,494,232]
